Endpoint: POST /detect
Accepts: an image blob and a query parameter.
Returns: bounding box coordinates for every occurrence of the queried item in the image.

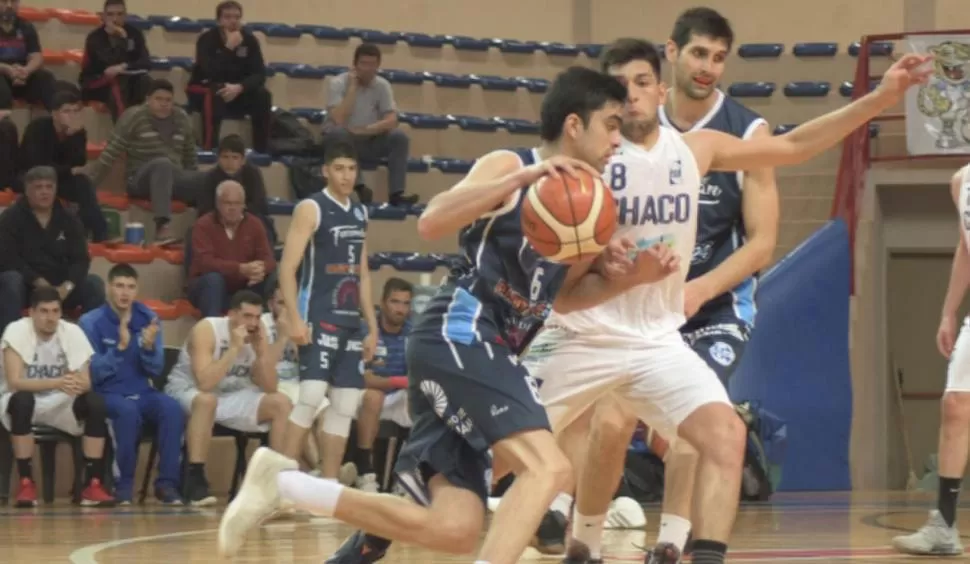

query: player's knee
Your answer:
[321,388,362,438]
[592,403,638,445]
[668,436,699,464]
[694,406,746,470]
[263,392,292,417]
[361,389,385,414]
[190,391,218,416]
[942,392,970,428]
[81,392,107,419]
[80,393,108,439]
[290,380,329,428]
[7,391,35,435]
[428,517,481,554]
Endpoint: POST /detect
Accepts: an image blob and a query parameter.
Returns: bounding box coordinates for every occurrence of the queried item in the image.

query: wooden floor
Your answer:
[1,492,964,562]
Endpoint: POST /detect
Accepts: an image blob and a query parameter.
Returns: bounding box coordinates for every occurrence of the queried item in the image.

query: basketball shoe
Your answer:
[891,510,964,556]
[326,530,391,563]
[644,542,682,564]
[561,540,603,564]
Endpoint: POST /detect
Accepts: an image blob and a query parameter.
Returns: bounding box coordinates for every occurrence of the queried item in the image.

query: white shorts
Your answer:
[171,387,269,433]
[947,318,970,392]
[0,391,83,436]
[381,390,411,428]
[525,327,731,441]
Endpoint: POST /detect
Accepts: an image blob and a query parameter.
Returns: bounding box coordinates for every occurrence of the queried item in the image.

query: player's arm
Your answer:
[358,240,378,338]
[2,348,63,392]
[942,169,970,324]
[687,124,779,311]
[250,329,278,393]
[188,322,237,392]
[279,200,318,327]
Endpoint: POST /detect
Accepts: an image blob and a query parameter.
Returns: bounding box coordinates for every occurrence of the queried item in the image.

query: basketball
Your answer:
[520,170,617,263]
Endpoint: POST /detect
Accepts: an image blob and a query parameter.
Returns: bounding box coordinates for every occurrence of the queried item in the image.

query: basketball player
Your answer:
[163,289,292,505]
[892,164,969,556]
[525,41,933,564]
[272,141,378,481]
[218,66,677,564]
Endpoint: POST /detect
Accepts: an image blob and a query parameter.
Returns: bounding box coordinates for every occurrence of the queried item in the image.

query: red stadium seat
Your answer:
[41,49,67,65]
[130,198,189,213]
[153,246,185,265]
[104,245,155,264]
[86,142,106,160]
[172,299,200,318]
[17,7,51,22]
[87,243,109,258]
[63,49,84,64]
[46,9,100,26]
[141,299,181,320]
[0,189,16,206]
[96,192,130,210]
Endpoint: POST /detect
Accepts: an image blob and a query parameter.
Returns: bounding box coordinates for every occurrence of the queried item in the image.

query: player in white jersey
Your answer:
[523,39,935,564]
[892,164,970,556]
[164,289,293,505]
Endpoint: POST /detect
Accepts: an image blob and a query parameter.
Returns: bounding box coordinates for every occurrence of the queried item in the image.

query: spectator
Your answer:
[79,263,184,505]
[349,277,412,492]
[195,134,275,244]
[188,180,276,317]
[0,166,105,337]
[0,114,16,189]
[87,79,201,244]
[163,290,291,505]
[0,0,56,111]
[0,287,115,507]
[79,0,152,122]
[186,0,271,153]
[324,43,418,206]
[19,89,109,242]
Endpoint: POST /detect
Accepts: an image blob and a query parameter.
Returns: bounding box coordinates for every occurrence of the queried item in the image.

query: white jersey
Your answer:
[166,317,258,394]
[0,337,68,397]
[261,312,299,382]
[960,165,970,251]
[548,127,701,340]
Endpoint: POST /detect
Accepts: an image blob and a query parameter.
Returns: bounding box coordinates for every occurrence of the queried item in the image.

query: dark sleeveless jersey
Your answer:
[659,90,766,327]
[413,148,568,354]
[296,189,368,328]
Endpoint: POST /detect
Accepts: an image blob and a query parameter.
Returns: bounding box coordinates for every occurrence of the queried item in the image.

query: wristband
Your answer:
[387,376,408,389]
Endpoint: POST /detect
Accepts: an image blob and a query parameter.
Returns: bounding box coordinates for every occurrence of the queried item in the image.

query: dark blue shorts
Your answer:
[298,321,363,389]
[680,318,751,386]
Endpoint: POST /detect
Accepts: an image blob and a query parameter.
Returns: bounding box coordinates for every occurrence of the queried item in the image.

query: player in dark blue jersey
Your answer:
[271,141,379,484]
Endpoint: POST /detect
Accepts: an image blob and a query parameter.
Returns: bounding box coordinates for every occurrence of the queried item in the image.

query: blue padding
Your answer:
[380,69,425,85]
[149,57,174,71]
[168,56,194,70]
[495,39,539,54]
[455,115,500,132]
[294,24,351,40]
[848,41,894,57]
[196,151,217,165]
[784,81,831,97]
[267,198,296,216]
[267,62,299,75]
[773,124,797,135]
[402,33,447,48]
[290,64,329,79]
[399,253,438,272]
[731,219,852,491]
[429,73,473,88]
[434,253,462,267]
[367,204,408,221]
[196,19,217,28]
[290,107,327,124]
[317,65,350,76]
[433,158,474,174]
[839,79,879,97]
[792,42,838,57]
[246,152,273,167]
[579,44,603,58]
[158,17,203,33]
[474,74,519,91]
[449,35,492,51]
[520,78,549,93]
[247,22,301,38]
[126,15,153,30]
[541,42,581,57]
[398,112,453,129]
[408,203,427,216]
[727,82,776,98]
[869,123,880,138]
[501,118,540,135]
[737,43,783,58]
[406,158,431,173]
[147,15,174,24]
[368,255,387,270]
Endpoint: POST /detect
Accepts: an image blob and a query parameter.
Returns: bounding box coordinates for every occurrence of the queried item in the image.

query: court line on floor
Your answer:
[68,528,217,564]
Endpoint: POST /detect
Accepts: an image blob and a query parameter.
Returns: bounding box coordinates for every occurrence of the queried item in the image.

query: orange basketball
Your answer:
[520,170,617,263]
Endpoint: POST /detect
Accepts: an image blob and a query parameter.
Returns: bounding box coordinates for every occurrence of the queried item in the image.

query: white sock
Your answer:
[550,492,573,516]
[276,470,344,517]
[571,511,606,559]
[656,513,692,551]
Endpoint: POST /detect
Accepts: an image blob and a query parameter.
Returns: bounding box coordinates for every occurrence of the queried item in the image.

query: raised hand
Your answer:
[230,323,249,350]
[597,237,637,279]
[141,317,159,349]
[877,53,934,98]
[635,243,681,283]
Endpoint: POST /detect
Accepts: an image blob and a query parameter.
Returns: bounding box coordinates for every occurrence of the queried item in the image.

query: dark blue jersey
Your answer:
[413,148,568,354]
[659,90,766,328]
[297,189,369,328]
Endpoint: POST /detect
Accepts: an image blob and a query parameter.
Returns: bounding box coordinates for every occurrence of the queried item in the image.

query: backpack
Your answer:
[282,155,327,200]
[736,401,788,501]
[268,108,320,158]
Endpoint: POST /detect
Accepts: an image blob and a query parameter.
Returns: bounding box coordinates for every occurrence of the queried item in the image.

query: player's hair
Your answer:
[147,78,174,96]
[216,0,243,18]
[381,277,413,301]
[599,38,662,78]
[670,7,734,50]
[108,263,139,281]
[218,134,246,156]
[103,0,126,10]
[353,43,382,64]
[230,289,263,310]
[539,66,627,142]
[324,141,358,165]
[30,287,61,308]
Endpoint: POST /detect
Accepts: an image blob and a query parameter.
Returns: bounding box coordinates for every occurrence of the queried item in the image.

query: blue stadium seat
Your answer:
[346,28,401,45]
[289,107,327,124]
[449,35,492,51]
[455,115,500,132]
[406,158,431,173]
[126,15,153,30]
[727,82,776,98]
[401,33,447,48]
[318,65,350,77]
[246,152,273,167]
[289,64,329,79]
[839,80,879,97]
[167,56,193,70]
[540,42,581,57]
[433,253,461,268]
[368,255,388,270]
[792,42,838,57]
[848,41,894,57]
[520,78,549,93]
[428,72,473,88]
[500,117,540,135]
[156,16,204,33]
[433,158,474,174]
[246,22,302,39]
[580,44,604,58]
[294,24,351,40]
[149,57,174,71]
[146,15,174,24]
[737,43,783,58]
[495,39,540,54]
[474,74,519,91]
[869,123,880,138]
[380,69,425,85]
[196,19,217,28]
[408,203,427,216]
[267,198,296,216]
[784,81,831,97]
[367,204,408,221]
[196,151,217,165]
[398,112,454,129]
[380,253,437,272]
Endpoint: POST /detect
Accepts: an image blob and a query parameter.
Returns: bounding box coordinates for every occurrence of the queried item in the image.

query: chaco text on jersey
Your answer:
[328,225,366,246]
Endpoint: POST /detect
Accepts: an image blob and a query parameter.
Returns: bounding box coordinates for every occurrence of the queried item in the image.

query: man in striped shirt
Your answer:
[85,78,203,244]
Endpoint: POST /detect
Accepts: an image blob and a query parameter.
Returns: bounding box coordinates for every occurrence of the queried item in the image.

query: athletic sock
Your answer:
[16,457,32,480]
[571,511,606,559]
[84,457,102,484]
[550,491,573,516]
[277,470,344,517]
[939,476,962,527]
[355,448,373,475]
[690,539,727,564]
[656,513,692,551]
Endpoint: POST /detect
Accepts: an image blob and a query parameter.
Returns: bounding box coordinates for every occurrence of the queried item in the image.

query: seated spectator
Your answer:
[324,43,417,206]
[0,166,105,337]
[86,79,201,244]
[79,0,152,122]
[162,290,291,505]
[195,134,275,244]
[0,287,115,507]
[19,90,109,242]
[186,1,271,153]
[0,0,56,112]
[348,277,412,492]
[79,263,184,505]
[189,180,276,317]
